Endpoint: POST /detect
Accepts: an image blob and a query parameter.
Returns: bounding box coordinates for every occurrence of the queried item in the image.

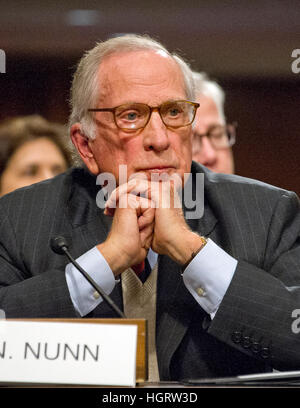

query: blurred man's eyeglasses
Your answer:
[88,100,200,131]
[192,122,237,151]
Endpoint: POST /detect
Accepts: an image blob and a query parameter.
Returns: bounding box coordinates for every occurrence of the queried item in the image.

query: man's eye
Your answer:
[169,108,180,116]
[164,103,184,118]
[119,111,139,121]
[210,129,226,140]
[126,112,138,120]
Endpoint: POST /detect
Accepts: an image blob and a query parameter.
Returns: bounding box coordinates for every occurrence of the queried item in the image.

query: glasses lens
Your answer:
[192,123,236,151]
[160,101,195,128]
[115,103,150,130]
[207,125,235,149]
[207,126,228,149]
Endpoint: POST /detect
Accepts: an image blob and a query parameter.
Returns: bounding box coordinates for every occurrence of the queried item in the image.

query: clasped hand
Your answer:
[97,176,203,276]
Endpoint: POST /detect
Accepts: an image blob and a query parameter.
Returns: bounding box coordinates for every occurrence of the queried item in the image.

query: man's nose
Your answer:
[142,110,170,152]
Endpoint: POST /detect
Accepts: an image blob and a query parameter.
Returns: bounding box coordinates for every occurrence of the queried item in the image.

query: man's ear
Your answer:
[70,123,100,175]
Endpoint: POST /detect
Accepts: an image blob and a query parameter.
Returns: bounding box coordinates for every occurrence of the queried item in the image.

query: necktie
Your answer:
[131,261,145,276]
[132,258,151,283]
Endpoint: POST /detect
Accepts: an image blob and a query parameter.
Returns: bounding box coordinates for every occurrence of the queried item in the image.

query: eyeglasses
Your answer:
[192,122,237,151]
[88,100,200,131]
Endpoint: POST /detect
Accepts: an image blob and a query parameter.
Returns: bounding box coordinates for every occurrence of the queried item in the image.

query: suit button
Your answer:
[260,347,270,359]
[231,331,242,344]
[251,341,261,354]
[93,290,100,299]
[242,336,251,349]
[196,287,206,297]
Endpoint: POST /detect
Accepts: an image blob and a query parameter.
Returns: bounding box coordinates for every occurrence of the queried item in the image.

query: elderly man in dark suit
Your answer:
[0,34,300,382]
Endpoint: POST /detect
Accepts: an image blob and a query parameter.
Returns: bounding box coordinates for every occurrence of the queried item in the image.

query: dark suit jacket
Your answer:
[0,162,300,380]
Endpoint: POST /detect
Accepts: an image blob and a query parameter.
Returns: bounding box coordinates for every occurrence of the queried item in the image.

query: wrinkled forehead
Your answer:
[96,50,186,104]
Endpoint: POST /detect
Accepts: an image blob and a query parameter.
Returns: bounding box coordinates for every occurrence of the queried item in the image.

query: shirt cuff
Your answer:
[65,247,116,316]
[182,238,237,318]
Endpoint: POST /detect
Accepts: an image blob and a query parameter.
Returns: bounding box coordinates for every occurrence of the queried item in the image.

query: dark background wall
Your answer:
[0,0,299,194]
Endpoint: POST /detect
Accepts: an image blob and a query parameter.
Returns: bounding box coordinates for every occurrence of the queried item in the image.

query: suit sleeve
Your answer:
[207,191,300,370]
[0,203,77,318]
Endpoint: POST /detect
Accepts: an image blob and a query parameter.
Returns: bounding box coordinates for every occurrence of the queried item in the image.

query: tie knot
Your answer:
[132,259,152,283]
[132,261,145,276]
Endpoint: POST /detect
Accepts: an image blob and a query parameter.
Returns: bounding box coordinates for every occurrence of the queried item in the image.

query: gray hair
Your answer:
[69,34,195,139]
[192,71,226,124]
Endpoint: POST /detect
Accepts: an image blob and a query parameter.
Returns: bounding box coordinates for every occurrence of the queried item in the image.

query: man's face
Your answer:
[81,50,193,185]
[192,94,234,174]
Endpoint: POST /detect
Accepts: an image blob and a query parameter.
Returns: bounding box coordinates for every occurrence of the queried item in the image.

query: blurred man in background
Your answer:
[192,71,236,174]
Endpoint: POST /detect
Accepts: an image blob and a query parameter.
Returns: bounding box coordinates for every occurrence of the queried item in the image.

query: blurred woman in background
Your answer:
[0,115,73,196]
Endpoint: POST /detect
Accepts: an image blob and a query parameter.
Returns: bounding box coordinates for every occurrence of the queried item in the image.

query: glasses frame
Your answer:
[193,122,237,150]
[88,100,200,131]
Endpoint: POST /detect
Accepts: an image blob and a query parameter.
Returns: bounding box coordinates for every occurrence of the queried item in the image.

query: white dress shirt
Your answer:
[65,239,237,318]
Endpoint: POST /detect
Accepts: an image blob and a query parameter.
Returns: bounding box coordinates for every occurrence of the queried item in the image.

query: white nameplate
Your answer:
[0,320,137,386]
